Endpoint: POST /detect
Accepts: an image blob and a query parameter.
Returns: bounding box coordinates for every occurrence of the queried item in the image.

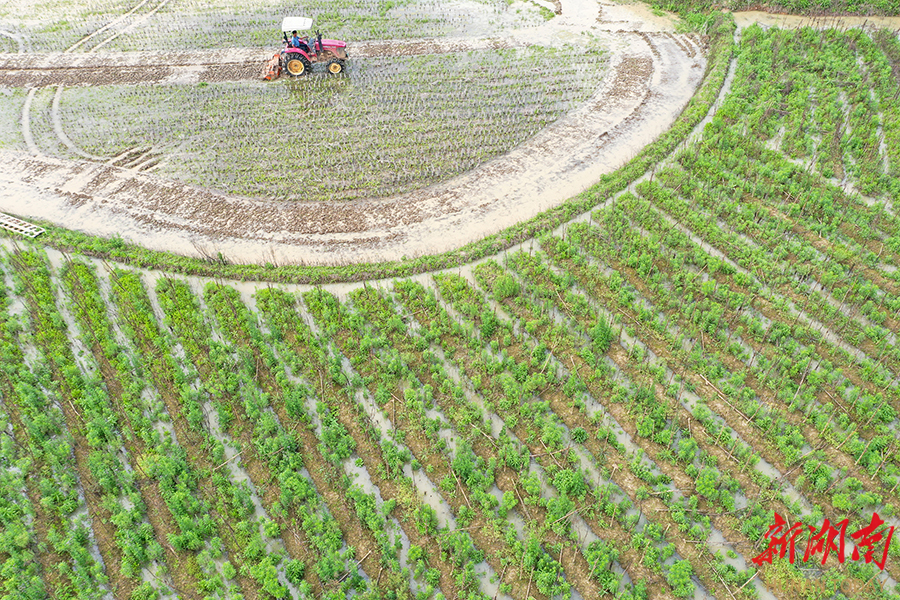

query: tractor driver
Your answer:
[290,30,312,52]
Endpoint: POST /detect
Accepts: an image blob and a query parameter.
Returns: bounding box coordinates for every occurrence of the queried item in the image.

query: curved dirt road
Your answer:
[1,0,706,265]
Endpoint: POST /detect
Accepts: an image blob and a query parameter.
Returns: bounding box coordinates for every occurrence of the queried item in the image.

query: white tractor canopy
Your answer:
[281,17,313,32]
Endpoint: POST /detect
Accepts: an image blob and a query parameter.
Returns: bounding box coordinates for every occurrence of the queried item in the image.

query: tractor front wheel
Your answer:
[286,56,310,77]
[326,60,345,75]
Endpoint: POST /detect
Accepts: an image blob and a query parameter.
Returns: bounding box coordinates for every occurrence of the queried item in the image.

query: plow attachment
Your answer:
[262,53,281,80]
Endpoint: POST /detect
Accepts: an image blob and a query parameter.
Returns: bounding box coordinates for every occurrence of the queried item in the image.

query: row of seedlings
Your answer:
[201,280,422,597]
[62,258,243,598]
[551,211,900,585]
[393,276,691,599]
[428,267,760,599]
[348,284,631,598]
[672,132,900,366]
[737,26,893,196]
[7,250,164,599]
[640,160,900,425]
[630,174,900,506]
[0,258,109,600]
[255,286,491,600]
[536,212,900,587]
[301,288,565,599]
[154,276,390,598]
[108,267,334,599]
[601,191,900,539]
[502,241,872,595]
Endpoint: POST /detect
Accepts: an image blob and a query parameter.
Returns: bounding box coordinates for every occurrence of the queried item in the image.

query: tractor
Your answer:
[279,16,348,76]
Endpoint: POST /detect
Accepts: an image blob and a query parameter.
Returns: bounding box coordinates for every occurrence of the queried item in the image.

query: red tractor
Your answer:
[279,16,348,76]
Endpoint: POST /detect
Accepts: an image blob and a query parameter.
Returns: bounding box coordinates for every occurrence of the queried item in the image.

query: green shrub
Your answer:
[492,274,520,300]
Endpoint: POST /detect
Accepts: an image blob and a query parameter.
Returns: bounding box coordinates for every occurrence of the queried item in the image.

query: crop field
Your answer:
[4,0,900,598]
[12,46,607,201]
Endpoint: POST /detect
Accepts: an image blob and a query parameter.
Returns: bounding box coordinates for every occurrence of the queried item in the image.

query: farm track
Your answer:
[0,38,524,88]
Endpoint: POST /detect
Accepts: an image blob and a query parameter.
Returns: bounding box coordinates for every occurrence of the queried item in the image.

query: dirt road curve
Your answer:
[2,0,707,265]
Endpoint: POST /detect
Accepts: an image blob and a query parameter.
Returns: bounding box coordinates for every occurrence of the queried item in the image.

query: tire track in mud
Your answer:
[67,0,156,54]
[0,38,522,88]
[16,0,175,168]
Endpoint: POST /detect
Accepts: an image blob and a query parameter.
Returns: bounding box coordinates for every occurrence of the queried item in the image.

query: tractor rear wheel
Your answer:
[286,56,310,77]
[326,60,344,75]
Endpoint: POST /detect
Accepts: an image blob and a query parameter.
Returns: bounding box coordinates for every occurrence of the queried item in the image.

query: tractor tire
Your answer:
[285,55,310,77]
[326,60,344,75]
